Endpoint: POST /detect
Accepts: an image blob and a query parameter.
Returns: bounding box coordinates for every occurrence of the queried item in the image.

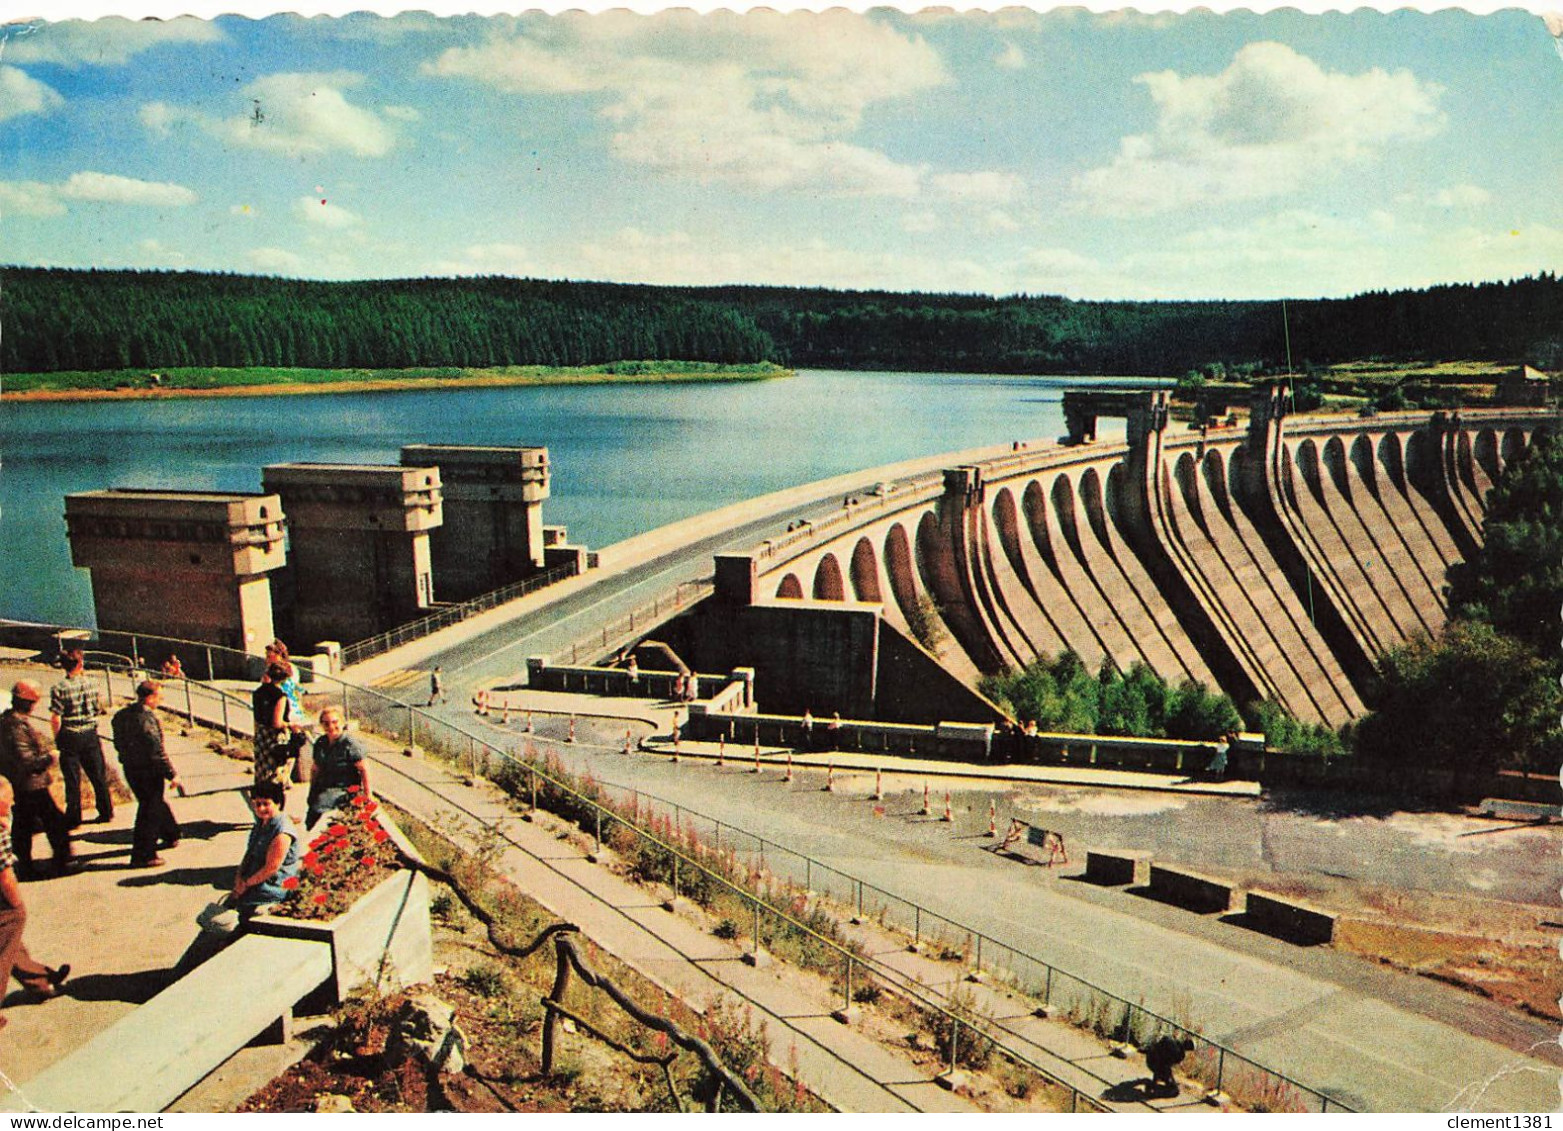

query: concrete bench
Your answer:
[1084,850,1148,887]
[1146,864,1234,914]
[1243,892,1337,946]
[1478,798,1561,822]
[8,933,332,1113]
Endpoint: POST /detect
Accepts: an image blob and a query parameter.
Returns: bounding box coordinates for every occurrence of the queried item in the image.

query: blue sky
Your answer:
[2,6,1560,299]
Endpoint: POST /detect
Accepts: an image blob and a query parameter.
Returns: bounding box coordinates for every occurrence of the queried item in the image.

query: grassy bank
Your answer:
[0,360,791,402]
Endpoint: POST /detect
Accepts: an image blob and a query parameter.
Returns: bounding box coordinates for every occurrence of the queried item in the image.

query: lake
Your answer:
[0,369,1150,627]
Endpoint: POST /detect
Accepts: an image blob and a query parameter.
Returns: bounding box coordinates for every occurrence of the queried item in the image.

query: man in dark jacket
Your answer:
[0,681,75,879]
[111,681,182,869]
[1145,1034,1195,1096]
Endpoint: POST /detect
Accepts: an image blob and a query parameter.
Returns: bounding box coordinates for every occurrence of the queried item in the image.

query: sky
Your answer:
[1,4,1560,300]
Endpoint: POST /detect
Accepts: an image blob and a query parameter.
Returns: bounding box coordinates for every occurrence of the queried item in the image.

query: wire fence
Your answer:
[57,625,1348,1113]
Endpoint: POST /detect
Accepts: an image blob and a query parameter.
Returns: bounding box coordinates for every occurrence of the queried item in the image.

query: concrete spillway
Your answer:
[737,395,1555,727]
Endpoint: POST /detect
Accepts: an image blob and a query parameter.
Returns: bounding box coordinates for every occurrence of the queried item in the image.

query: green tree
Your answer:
[1354,620,1562,774]
[1447,429,1563,655]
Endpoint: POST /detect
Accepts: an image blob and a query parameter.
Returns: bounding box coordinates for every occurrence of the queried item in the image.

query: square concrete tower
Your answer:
[261,463,443,648]
[64,489,287,656]
[400,445,550,602]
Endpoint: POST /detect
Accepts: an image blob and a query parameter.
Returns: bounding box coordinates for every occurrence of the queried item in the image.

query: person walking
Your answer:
[0,777,70,1025]
[0,681,76,879]
[110,680,183,869]
[49,648,114,827]
[427,666,445,706]
[1144,1034,1194,1096]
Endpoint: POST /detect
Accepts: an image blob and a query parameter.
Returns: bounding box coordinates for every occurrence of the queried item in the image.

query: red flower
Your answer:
[329,823,348,837]
[361,854,377,867]
[282,876,300,890]
[372,829,389,843]
[362,802,378,816]
[347,784,361,794]
[313,892,329,905]
[302,852,319,868]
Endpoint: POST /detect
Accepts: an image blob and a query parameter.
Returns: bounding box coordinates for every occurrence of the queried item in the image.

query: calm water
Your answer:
[1,369,1145,627]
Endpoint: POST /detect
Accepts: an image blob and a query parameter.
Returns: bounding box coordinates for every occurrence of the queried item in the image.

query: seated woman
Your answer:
[175,782,301,971]
[232,781,301,916]
[305,707,369,830]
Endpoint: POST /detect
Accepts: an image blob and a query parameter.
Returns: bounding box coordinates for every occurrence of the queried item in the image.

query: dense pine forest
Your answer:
[3,266,1560,376]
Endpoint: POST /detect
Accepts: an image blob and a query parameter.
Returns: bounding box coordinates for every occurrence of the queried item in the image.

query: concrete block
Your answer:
[1243,891,1336,946]
[1147,864,1234,914]
[1085,850,1147,887]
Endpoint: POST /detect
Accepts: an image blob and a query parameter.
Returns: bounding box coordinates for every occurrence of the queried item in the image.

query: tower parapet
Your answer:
[261,463,442,648]
[399,444,550,602]
[64,489,286,656]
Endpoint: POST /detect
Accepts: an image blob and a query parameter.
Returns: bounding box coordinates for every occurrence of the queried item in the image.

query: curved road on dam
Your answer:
[348,436,1560,1114]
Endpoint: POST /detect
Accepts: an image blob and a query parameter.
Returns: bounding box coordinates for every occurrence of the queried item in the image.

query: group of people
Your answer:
[0,637,376,1020]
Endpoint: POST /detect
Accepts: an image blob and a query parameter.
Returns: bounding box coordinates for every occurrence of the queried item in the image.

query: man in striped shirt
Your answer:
[49,649,113,827]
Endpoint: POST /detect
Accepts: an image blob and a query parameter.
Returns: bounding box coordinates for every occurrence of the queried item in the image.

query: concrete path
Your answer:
[0,697,296,1107]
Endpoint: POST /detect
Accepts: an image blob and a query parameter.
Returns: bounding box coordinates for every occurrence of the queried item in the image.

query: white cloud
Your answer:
[980,209,1021,234]
[524,225,1004,295]
[382,104,422,122]
[136,238,186,265]
[1073,42,1444,215]
[141,73,398,158]
[2,17,221,67]
[295,195,360,229]
[248,246,306,274]
[1428,184,1492,209]
[901,211,939,234]
[995,42,1027,70]
[431,242,535,276]
[0,65,64,122]
[0,180,67,218]
[425,10,947,197]
[930,170,1025,206]
[60,171,197,207]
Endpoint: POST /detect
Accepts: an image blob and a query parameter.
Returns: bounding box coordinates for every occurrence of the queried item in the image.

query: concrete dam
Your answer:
[695,388,1555,728]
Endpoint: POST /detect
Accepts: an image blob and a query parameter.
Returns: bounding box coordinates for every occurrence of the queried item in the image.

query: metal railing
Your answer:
[554,579,714,667]
[339,561,580,667]
[39,624,1350,1112]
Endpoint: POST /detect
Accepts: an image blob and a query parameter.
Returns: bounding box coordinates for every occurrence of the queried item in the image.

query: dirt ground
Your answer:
[1224,868,1560,1022]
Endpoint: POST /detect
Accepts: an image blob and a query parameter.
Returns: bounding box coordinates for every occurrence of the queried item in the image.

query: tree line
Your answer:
[3,266,1560,375]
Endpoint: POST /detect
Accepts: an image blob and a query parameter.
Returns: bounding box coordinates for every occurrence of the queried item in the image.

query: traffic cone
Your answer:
[921,781,931,816]
[525,709,534,734]
[717,735,725,767]
[624,729,632,756]
[824,762,835,792]
[672,727,680,762]
[941,792,953,822]
[987,799,997,837]
[567,715,576,744]
[753,734,761,773]
[785,751,793,783]
[873,768,883,801]
[501,703,510,725]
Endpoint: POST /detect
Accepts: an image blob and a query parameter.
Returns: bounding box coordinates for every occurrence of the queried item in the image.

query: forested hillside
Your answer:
[4,266,1559,376]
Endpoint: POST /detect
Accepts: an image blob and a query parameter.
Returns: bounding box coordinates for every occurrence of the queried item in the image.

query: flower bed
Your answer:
[271,787,404,921]
[250,788,433,1001]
